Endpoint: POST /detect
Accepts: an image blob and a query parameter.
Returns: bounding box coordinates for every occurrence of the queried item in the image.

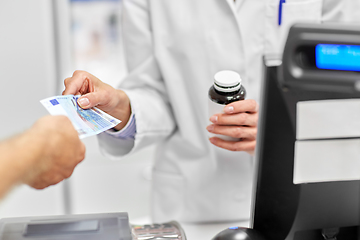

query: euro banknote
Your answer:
[40,95,121,139]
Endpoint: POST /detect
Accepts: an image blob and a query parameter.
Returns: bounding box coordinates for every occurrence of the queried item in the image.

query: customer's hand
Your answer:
[63,70,131,130]
[23,115,86,189]
[206,99,258,155]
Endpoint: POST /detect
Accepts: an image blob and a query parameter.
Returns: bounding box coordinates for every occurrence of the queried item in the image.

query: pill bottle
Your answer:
[208,70,246,141]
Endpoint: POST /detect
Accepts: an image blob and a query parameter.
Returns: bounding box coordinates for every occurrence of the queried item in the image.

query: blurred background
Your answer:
[0,0,154,221]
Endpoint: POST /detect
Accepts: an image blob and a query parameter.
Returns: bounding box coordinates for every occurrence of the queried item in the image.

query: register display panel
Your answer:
[316,44,360,71]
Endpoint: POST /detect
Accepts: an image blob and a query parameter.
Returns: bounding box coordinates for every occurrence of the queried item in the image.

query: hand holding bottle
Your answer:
[207,99,258,155]
[207,70,258,155]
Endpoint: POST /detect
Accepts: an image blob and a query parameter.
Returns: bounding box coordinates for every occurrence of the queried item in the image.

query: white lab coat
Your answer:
[98,0,355,223]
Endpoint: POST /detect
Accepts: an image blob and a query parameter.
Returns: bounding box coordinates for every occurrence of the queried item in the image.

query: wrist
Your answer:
[110,89,132,131]
[18,128,48,183]
[0,129,44,193]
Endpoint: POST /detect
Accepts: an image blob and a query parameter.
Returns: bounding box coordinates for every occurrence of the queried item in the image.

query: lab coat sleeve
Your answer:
[98,0,176,159]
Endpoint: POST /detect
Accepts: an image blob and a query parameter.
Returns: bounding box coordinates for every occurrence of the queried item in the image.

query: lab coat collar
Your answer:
[225,0,245,12]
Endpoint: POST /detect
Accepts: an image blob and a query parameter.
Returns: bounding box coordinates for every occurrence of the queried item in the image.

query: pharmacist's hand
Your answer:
[24,116,86,189]
[206,99,258,155]
[62,70,131,131]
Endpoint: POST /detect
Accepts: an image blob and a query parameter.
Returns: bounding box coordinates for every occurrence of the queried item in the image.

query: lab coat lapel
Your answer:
[223,0,245,50]
[225,0,245,12]
[224,0,247,75]
[235,0,246,10]
[236,1,266,101]
[223,0,265,98]
[225,0,237,15]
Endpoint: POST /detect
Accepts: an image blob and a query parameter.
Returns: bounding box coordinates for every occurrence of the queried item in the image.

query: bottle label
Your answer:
[208,99,240,141]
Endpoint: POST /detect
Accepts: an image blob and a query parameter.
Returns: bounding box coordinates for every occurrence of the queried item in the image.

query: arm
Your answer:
[0,115,85,199]
[63,0,176,158]
[0,130,41,198]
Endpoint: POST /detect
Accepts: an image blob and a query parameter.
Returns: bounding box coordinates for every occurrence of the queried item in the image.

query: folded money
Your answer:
[40,95,121,139]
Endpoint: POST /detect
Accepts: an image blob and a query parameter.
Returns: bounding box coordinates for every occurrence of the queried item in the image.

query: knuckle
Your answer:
[228,144,240,152]
[233,146,242,152]
[235,143,245,152]
[213,125,221,133]
[78,152,86,162]
[81,149,86,159]
[234,127,243,138]
[248,99,258,111]
[53,175,64,184]
[247,142,256,152]
[252,129,258,139]
[34,184,46,190]
[216,114,223,123]
[64,77,70,86]
[75,70,89,82]
[237,114,247,125]
[64,170,73,179]
[253,115,259,126]
[79,143,86,157]
[73,70,84,76]
[30,179,47,189]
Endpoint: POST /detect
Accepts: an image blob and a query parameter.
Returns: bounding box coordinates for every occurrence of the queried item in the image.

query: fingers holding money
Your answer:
[40,95,121,139]
[63,71,116,111]
[62,70,132,131]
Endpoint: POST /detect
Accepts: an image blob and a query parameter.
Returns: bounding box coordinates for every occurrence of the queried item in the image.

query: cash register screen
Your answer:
[316,44,360,71]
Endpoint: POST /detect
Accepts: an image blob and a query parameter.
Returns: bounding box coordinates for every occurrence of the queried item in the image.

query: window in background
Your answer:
[70,0,126,87]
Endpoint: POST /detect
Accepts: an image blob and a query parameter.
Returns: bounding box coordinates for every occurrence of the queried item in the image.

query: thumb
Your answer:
[77,92,102,109]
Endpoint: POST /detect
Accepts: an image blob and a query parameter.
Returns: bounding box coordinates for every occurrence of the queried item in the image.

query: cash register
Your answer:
[213,23,360,240]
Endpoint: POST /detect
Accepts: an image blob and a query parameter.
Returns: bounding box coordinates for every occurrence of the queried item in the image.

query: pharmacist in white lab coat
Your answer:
[63,0,355,223]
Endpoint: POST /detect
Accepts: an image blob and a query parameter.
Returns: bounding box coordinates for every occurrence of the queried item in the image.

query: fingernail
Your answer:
[210,115,218,123]
[225,106,234,113]
[78,97,90,107]
[209,137,216,144]
[207,125,214,132]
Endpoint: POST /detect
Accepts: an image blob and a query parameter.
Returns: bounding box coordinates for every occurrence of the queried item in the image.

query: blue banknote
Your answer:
[41,95,121,139]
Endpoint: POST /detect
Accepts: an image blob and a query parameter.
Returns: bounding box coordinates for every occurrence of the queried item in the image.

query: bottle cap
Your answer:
[214,70,241,92]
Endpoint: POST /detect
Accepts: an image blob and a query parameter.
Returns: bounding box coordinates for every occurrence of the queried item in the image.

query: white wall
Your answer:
[0,0,57,136]
[0,0,64,217]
